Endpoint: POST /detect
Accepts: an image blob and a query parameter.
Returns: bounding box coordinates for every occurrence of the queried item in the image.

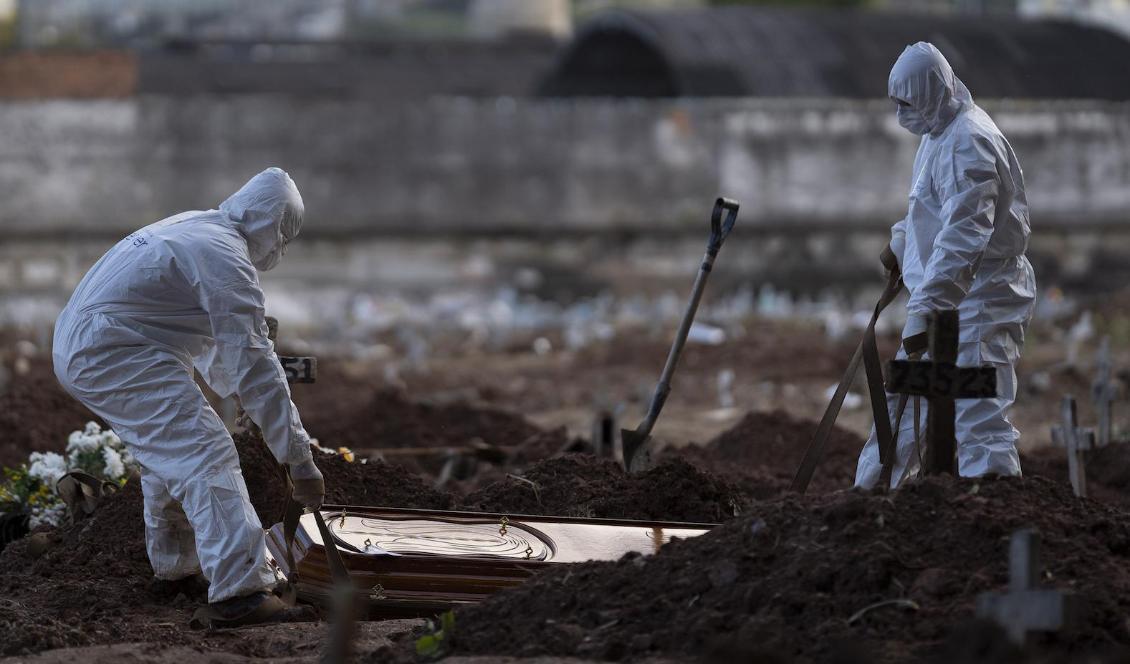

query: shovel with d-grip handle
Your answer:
[621,197,740,473]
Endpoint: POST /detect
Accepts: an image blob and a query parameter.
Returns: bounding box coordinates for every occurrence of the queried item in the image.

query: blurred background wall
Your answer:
[1,0,1129,348]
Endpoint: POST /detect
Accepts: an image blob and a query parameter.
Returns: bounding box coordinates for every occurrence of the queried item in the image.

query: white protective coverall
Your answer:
[53,167,318,603]
[855,42,1037,489]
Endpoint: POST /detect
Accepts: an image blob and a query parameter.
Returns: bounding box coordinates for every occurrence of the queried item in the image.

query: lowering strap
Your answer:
[790,269,904,494]
[278,470,354,605]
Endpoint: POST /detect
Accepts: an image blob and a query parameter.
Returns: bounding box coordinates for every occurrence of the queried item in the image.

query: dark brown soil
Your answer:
[576,322,898,383]
[1022,444,1130,508]
[233,430,454,528]
[676,409,866,497]
[442,475,1130,663]
[461,455,746,523]
[298,387,545,451]
[0,358,101,469]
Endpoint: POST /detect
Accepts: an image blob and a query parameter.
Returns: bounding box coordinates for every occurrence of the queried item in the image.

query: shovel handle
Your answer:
[632,197,741,441]
[709,197,740,254]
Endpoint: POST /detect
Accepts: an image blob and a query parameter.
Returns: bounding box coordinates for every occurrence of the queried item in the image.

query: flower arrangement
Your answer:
[0,422,137,529]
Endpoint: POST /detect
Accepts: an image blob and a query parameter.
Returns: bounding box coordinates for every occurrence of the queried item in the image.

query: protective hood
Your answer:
[888,42,972,137]
[219,167,304,271]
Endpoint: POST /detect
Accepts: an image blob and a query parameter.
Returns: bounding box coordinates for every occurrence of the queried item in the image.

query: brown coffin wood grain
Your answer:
[266,504,714,618]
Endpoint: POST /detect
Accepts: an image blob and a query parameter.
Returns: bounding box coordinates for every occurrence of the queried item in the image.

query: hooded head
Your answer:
[219,167,304,271]
[888,42,972,137]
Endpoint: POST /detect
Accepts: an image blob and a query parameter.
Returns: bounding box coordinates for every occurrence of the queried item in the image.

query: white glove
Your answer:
[290,459,325,511]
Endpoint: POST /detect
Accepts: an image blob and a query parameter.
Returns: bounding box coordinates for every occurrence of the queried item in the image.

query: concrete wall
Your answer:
[3,96,1130,238]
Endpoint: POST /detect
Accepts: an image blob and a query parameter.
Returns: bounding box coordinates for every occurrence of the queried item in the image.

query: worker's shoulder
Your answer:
[950,107,1007,151]
[151,212,244,253]
[148,211,255,276]
[940,112,1006,167]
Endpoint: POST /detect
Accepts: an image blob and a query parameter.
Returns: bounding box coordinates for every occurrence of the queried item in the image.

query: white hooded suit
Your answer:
[53,167,316,603]
[855,43,1037,488]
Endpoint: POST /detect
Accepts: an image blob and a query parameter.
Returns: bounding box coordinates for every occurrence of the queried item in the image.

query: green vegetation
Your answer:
[415,610,456,659]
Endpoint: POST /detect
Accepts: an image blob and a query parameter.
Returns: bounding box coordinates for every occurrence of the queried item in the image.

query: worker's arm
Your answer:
[187,239,315,468]
[884,217,906,275]
[903,135,1000,345]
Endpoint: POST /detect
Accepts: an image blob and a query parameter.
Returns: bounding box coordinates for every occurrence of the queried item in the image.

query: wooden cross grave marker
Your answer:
[885,309,997,475]
[1050,396,1098,498]
[976,529,1084,644]
[1091,336,1117,448]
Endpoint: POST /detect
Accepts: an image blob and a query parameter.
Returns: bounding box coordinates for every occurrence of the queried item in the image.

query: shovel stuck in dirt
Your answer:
[621,197,740,473]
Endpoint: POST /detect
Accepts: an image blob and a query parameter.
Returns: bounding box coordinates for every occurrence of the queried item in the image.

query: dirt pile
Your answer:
[295,387,574,477]
[461,455,745,523]
[233,430,454,527]
[0,358,100,469]
[299,387,546,451]
[1022,444,1130,508]
[0,479,154,656]
[677,409,866,497]
[442,475,1130,663]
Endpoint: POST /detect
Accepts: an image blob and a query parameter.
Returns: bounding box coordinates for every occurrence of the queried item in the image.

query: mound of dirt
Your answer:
[233,430,454,527]
[443,475,1130,663]
[461,455,746,523]
[0,358,100,469]
[1022,444,1130,508]
[677,409,866,496]
[0,477,154,656]
[299,387,545,452]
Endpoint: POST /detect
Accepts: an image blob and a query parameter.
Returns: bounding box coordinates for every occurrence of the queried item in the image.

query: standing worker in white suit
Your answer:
[53,167,325,624]
[855,42,1037,488]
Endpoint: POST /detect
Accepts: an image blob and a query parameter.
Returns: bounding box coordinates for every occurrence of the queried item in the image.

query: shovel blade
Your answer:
[620,428,651,473]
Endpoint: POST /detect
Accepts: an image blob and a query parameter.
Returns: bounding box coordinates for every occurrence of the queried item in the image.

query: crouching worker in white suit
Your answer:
[53,167,325,624]
[855,43,1037,489]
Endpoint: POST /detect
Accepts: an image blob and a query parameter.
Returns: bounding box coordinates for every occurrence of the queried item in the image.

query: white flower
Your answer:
[83,421,101,436]
[29,502,66,529]
[102,447,126,480]
[99,430,121,449]
[66,430,100,455]
[27,452,67,489]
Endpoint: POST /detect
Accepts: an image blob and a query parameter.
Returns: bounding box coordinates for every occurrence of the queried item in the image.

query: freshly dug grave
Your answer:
[438,475,1130,663]
[676,409,866,497]
[0,358,100,469]
[461,455,747,523]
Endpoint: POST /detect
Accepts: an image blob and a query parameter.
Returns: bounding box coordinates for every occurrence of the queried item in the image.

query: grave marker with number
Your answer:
[885,310,998,475]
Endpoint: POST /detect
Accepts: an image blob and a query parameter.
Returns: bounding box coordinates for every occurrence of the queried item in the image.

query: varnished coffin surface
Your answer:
[266,504,714,617]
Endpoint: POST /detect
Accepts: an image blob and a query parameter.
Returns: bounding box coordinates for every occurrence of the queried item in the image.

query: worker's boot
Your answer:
[190,591,316,629]
[148,573,209,602]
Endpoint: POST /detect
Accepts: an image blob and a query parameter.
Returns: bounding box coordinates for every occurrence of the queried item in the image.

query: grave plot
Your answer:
[267,506,713,617]
[428,474,1130,663]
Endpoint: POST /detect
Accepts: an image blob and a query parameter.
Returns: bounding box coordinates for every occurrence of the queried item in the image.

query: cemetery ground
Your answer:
[3,316,1130,662]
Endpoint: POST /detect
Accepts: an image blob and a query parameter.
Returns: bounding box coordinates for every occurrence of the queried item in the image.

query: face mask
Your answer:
[897,104,930,136]
[252,234,289,272]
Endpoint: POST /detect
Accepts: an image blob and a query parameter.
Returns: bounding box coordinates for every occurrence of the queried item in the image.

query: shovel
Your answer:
[621,197,740,472]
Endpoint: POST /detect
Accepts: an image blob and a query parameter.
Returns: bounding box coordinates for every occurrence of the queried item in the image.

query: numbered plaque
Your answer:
[886,360,996,399]
[278,356,317,383]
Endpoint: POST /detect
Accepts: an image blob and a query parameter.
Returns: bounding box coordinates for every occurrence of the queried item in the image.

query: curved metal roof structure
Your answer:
[539,7,1130,99]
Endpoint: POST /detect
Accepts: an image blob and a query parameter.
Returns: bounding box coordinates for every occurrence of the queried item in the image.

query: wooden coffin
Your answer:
[265,505,714,618]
